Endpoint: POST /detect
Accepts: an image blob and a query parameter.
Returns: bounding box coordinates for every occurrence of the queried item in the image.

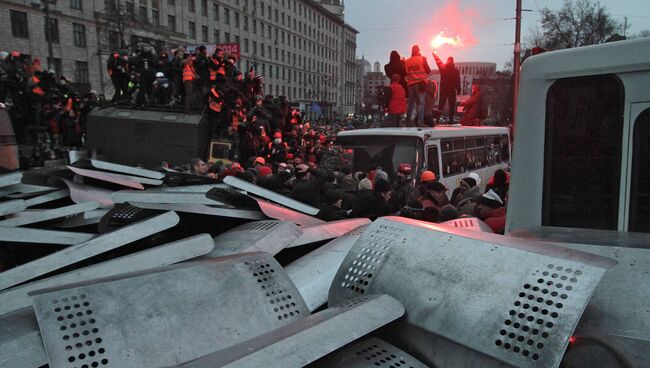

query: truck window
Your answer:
[466,137,486,170]
[500,134,510,162]
[542,75,624,230]
[486,135,502,166]
[427,145,440,179]
[629,109,650,232]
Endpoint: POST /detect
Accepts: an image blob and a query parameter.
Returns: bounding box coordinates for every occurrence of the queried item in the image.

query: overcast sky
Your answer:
[345,0,650,69]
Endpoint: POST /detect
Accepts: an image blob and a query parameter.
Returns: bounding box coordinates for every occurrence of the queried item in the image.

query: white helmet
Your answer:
[155,72,164,78]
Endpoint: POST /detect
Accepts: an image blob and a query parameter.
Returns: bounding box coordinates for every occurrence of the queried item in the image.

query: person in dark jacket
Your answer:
[350,179,393,220]
[460,84,483,126]
[290,164,319,207]
[450,173,483,215]
[432,52,461,123]
[485,169,509,202]
[107,51,129,102]
[317,189,348,221]
[384,50,408,98]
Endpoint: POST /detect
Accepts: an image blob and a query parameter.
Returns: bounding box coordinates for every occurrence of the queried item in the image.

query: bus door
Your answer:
[625,103,650,232]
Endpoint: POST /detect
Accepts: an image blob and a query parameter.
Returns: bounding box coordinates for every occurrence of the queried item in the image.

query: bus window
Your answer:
[486,135,502,166]
[427,145,440,179]
[542,75,624,230]
[500,134,510,162]
[629,109,650,232]
[441,139,465,176]
[466,137,486,170]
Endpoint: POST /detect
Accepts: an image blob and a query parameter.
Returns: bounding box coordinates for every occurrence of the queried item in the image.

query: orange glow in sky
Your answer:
[431,31,464,49]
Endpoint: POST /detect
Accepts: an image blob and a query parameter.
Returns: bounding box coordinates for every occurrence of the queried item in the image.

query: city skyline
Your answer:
[346,0,650,70]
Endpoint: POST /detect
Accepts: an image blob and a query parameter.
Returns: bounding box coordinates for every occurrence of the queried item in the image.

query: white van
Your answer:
[336,125,510,193]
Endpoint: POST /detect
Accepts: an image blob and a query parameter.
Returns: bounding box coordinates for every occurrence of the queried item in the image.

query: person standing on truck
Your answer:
[382,74,407,127]
[405,45,431,126]
[432,52,461,123]
[460,84,483,126]
[107,51,129,102]
[182,53,197,113]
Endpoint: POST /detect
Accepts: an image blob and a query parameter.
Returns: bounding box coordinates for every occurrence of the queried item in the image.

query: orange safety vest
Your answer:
[182,63,195,82]
[405,55,428,86]
[208,88,222,112]
[209,58,219,81]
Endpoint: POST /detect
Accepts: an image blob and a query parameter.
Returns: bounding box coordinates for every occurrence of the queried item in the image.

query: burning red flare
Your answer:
[431,31,463,49]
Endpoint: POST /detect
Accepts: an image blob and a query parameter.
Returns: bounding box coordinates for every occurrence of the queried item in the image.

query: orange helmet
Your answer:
[254,157,266,165]
[420,170,436,183]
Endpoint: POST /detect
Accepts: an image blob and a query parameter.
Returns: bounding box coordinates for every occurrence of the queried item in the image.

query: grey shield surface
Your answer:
[289,218,371,248]
[328,217,615,368]
[0,234,214,316]
[0,171,22,188]
[31,253,309,368]
[256,199,324,226]
[130,202,265,220]
[440,216,493,232]
[85,159,166,180]
[0,184,58,198]
[209,220,302,257]
[180,294,405,368]
[224,176,320,215]
[61,179,114,208]
[0,201,100,227]
[287,225,368,312]
[112,190,224,205]
[0,211,179,291]
[0,189,70,217]
[0,227,94,245]
[68,166,162,189]
[0,308,47,368]
[311,337,429,368]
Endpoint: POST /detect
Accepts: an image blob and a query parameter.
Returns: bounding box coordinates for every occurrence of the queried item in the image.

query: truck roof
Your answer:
[337,126,509,140]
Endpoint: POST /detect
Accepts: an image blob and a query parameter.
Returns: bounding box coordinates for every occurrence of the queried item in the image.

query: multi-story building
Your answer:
[0,0,357,119]
[361,60,387,112]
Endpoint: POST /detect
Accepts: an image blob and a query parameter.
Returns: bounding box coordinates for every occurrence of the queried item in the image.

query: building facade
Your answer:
[0,0,357,119]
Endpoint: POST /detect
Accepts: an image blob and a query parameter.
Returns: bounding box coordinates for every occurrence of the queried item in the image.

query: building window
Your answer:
[75,61,89,83]
[152,9,160,27]
[48,57,62,77]
[252,40,256,55]
[139,4,148,23]
[152,0,159,9]
[189,21,196,39]
[201,0,207,16]
[108,30,120,50]
[224,8,230,24]
[168,0,174,5]
[70,0,82,10]
[202,25,208,42]
[188,0,195,12]
[235,12,239,28]
[168,15,176,32]
[252,19,257,34]
[72,23,86,48]
[244,38,249,53]
[214,29,220,43]
[44,17,60,44]
[213,3,219,20]
[10,10,29,39]
[244,16,248,31]
[225,32,230,42]
[543,75,624,230]
[125,2,135,20]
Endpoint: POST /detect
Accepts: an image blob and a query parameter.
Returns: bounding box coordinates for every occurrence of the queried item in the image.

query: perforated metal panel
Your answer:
[311,337,428,368]
[328,217,615,368]
[62,179,114,208]
[180,294,405,368]
[31,253,309,368]
[209,220,302,257]
[440,217,492,232]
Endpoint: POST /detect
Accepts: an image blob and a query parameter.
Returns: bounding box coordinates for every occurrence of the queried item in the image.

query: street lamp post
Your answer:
[32,0,57,71]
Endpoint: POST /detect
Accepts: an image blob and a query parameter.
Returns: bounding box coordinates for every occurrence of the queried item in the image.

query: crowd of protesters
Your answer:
[0,51,100,151]
[184,152,510,233]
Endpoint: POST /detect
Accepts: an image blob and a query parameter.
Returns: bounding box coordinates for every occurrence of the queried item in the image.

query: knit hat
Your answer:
[341,176,357,191]
[461,177,477,188]
[438,205,460,222]
[257,165,272,177]
[478,189,504,208]
[296,164,309,174]
[468,172,481,186]
[323,189,343,206]
[373,179,391,194]
[374,169,388,183]
[358,178,372,191]
[425,181,446,192]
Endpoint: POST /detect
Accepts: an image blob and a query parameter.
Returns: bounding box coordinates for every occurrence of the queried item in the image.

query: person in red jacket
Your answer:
[382,74,407,127]
[473,189,506,234]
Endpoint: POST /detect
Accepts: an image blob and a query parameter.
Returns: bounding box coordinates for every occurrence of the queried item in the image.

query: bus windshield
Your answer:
[337,135,421,175]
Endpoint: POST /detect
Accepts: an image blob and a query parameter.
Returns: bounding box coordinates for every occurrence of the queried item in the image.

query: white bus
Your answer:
[336,126,510,194]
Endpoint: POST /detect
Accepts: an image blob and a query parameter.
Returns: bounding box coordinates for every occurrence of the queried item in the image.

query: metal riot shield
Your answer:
[0,171,22,188]
[111,190,224,205]
[72,159,166,180]
[68,166,162,189]
[287,224,369,312]
[223,176,320,215]
[310,337,429,368]
[209,220,302,257]
[0,227,94,245]
[289,218,371,248]
[30,253,309,368]
[128,202,265,221]
[0,308,47,368]
[0,201,100,227]
[179,294,405,368]
[0,234,214,316]
[328,217,615,368]
[440,216,493,232]
[0,211,179,291]
[61,179,114,208]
